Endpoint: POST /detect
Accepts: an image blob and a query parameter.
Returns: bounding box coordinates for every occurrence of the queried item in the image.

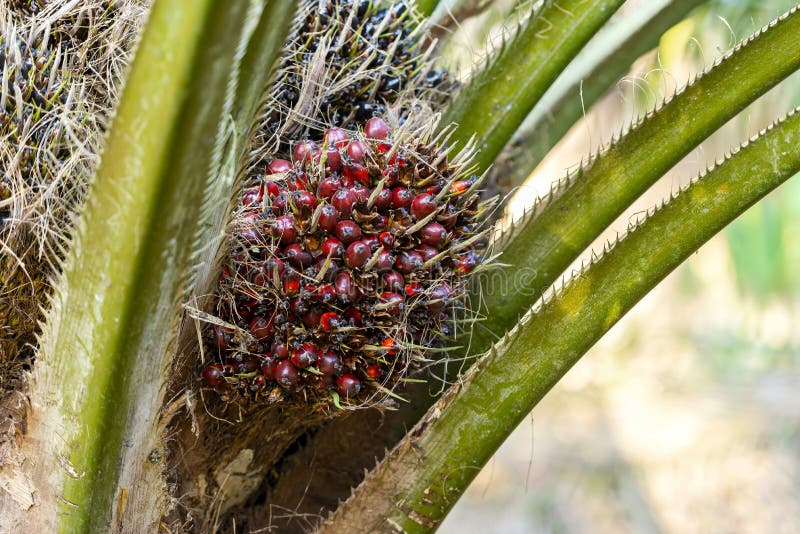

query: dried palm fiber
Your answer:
[0,0,148,444]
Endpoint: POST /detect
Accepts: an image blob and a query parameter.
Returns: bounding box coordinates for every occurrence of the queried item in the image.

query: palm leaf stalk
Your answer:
[0,0,294,531]
[320,104,800,534]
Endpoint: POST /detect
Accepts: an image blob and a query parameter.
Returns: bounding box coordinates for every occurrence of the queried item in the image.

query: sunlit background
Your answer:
[434,1,800,532]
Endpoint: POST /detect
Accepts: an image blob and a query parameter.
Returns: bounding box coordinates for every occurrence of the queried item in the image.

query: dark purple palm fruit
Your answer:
[204,118,490,407]
[260,0,450,145]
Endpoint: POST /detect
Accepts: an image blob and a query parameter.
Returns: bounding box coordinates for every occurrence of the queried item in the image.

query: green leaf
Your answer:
[470,6,800,357]
[499,0,709,190]
[415,0,441,17]
[21,1,294,531]
[320,105,800,534]
[439,0,627,172]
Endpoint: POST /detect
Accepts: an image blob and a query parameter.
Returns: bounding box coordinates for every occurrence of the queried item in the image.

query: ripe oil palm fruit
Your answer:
[1,1,800,533]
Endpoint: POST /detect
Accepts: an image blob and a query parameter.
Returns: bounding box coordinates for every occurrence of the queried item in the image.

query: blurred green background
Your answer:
[435,1,800,532]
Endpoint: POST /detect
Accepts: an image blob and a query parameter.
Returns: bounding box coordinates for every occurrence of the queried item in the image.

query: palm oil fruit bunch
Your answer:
[272,0,446,138]
[0,36,70,197]
[203,118,487,407]
[0,34,70,358]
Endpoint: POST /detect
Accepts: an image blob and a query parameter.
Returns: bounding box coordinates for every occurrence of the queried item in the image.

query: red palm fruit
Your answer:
[362,235,379,251]
[293,140,320,164]
[250,316,273,340]
[344,306,362,324]
[343,162,369,185]
[271,192,288,211]
[282,270,301,295]
[291,343,319,369]
[419,222,447,247]
[379,231,394,248]
[236,302,254,321]
[317,176,341,198]
[392,187,413,208]
[395,250,423,273]
[237,213,261,243]
[345,241,370,268]
[213,325,232,350]
[317,284,336,303]
[382,165,399,185]
[324,127,349,149]
[332,187,357,216]
[365,364,383,379]
[321,237,345,258]
[203,364,224,387]
[325,147,342,172]
[336,220,362,244]
[456,251,479,274]
[318,204,339,233]
[351,183,370,203]
[335,271,358,302]
[275,360,299,389]
[316,374,335,391]
[271,339,290,359]
[365,117,390,140]
[320,311,342,331]
[265,181,280,197]
[426,182,443,195]
[261,357,277,380]
[317,257,340,281]
[292,172,309,191]
[268,158,292,174]
[372,188,393,209]
[290,297,309,316]
[238,354,261,374]
[302,307,323,328]
[271,215,298,244]
[382,270,403,291]
[243,187,262,207]
[381,337,397,355]
[285,243,313,268]
[417,244,438,262]
[346,140,367,162]
[375,250,395,272]
[405,282,423,297]
[318,351,342,375]
[426,283,453,312]
[411,193,437,219]
[292,190,318,211]
[380,292,404,316]
[449,180,470,195]
[337,374,362,398]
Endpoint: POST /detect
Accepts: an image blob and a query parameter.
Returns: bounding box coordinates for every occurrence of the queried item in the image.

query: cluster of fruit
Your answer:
[203,118,484,405]
[268,0,447,140]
